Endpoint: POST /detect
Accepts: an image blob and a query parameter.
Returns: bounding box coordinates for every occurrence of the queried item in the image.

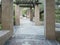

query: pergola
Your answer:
[15,0,41,4]
[0,0,60,45]
[14,0,56,40]
[14,0,42,7]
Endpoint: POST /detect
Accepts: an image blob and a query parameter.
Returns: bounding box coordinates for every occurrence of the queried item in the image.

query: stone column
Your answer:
[26,9,30,18]
[44,0,56,40]
[28,9,30,18]
[20,7,22,19]
[26,10,28,18]
[0,5,2,24]
[2,0,13,31]
[30,7,33,21]
[15,5,20,26]
[35,4,40,25]
[26,10,29,18]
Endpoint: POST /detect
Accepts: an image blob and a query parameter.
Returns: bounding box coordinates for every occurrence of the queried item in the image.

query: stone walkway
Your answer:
[5,17,60,45]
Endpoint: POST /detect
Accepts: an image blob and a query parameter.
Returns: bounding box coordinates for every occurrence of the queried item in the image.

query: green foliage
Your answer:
[55,8,60,23]
[56,14,60,23]
[56,37,60,42]
[22,9,27,15]
[0,24,2,30]
[55,9,60,14]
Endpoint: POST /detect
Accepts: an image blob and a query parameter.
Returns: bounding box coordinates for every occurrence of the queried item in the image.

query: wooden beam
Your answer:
[19,5,34,7]
[14,0,42,5]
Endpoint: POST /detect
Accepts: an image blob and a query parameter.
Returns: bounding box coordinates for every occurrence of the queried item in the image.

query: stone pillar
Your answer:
[15,5,20,26]
[35,4,40,25]
[2,0,13,31]
[44,0,56,40]
[26,9,30,18]
[26,10,28,18]
[26,10,29,18]
[0,5,2,24]
[30,7,33,21]
[28,9,30,18]
[20,7,22,19]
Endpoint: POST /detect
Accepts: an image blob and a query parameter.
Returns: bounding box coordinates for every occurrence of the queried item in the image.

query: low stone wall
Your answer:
[0,30,12,45]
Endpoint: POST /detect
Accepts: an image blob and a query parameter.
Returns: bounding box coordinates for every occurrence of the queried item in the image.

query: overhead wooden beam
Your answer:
[19,4,34,7]
[20,6,34,8]
[14,0,42,5]
[14,2,42,4]
[16,0,36,3]
[19,5,34,7]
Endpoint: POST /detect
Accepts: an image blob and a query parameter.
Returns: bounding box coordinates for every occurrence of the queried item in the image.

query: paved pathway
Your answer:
[5,17,60,45]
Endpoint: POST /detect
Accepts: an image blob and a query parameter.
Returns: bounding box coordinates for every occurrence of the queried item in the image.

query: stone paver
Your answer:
[4,17,60,45]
